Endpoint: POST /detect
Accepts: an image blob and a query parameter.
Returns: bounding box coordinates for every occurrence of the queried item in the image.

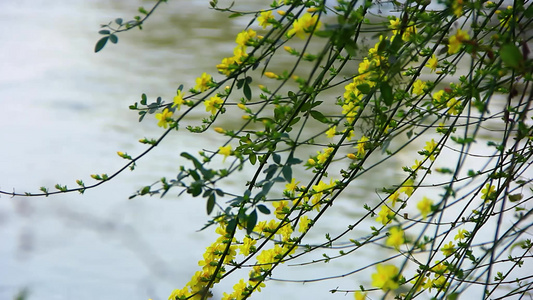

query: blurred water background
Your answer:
[1,1,530,300]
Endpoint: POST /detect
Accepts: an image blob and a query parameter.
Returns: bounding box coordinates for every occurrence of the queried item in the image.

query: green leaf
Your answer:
[509,193,523,202]
[229,12,243,18]
[499,44,523,69]
[272,153,281,164]
[257,204,271,214]
[282,165,292,182]
[141,93,147,105]
[243,83,252,100]
[344,39,357,56]
[357,83,371,94]
[206,194,216,215]
[249,152,257,165]
[98,30,110,35]
[115,18,123,25]
[109,34,118,44]
[380,82,393,106]
[138,6,148,14]
[314,29,333,37]
[94,36,108,53]
[236,78,244,89]
[227,218,237,233]
[525,4,533,18]
[310,110,328,123]
[446,293,460,300]
[140,186,150,195]
[188,181,202,197]
[246,210,258,235]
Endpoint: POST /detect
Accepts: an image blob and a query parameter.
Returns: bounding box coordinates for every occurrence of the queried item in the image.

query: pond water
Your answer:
[1,1,531,300]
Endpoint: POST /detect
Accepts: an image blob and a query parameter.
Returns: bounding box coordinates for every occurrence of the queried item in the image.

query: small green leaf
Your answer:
[257,204,271,214]
[380,82,393,106]
[109,34,118,44]
[141,93,147,105]
[94,36,108,53]
[227,218,237,233]
[282,165,292,182]
[229,12,243,18]
[138,6,148,14]
[246,210,258,235]
[357,83,371,94]
[206,194,216,215]
[115,18,123,25]
[243,83,252,100]
[249,153,257,165]
[236,79,244,89]
[499,44,523,69]
[98,30,110,35]
[344,39,357,56]
[310,110,328,123]
[140,186,150,195]
[509,193,523,202]
[272,153,281,164]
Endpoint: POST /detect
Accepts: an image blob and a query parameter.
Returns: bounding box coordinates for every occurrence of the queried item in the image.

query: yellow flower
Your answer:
[354,291,367,300]
[287,13,322,39]
[388,191,400,207]
[454,228,468,241]
[172,90,185,110]
[264,71,279,79]
[325,125,336,138]
[356,136,369,158]
[155,108,173,128]
[285,178,300,193]
[218,145,232,162]
[432,90,447,106]
[204,95,224,115]
[424,139,438,161]
[231,279,247,299]
[216,57,236,76]
[257,10,274,28]
[399,178,415,197]
[386,227,405,250]
[316,147,334,164]
[481,183,496,201]
[233,45,248,63]
[448,28,470,54]
[411,159,423,171]
[426,54,438,72]
[452,0,464,17]
[371,264,400,291]
[272,200,290,220]
[195,72,212,92]
[239,236,256,256]
[417,197,433,219]
[376,205,394,225]
[446,98,460,115]
[389,18,401,34]
[299,215,311,233]
[412,79,427,95]
[441,241,455,257]
[402,24,417,42]
[235,29,256,46]
[168,287,190,300]
[237,103,247,110]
